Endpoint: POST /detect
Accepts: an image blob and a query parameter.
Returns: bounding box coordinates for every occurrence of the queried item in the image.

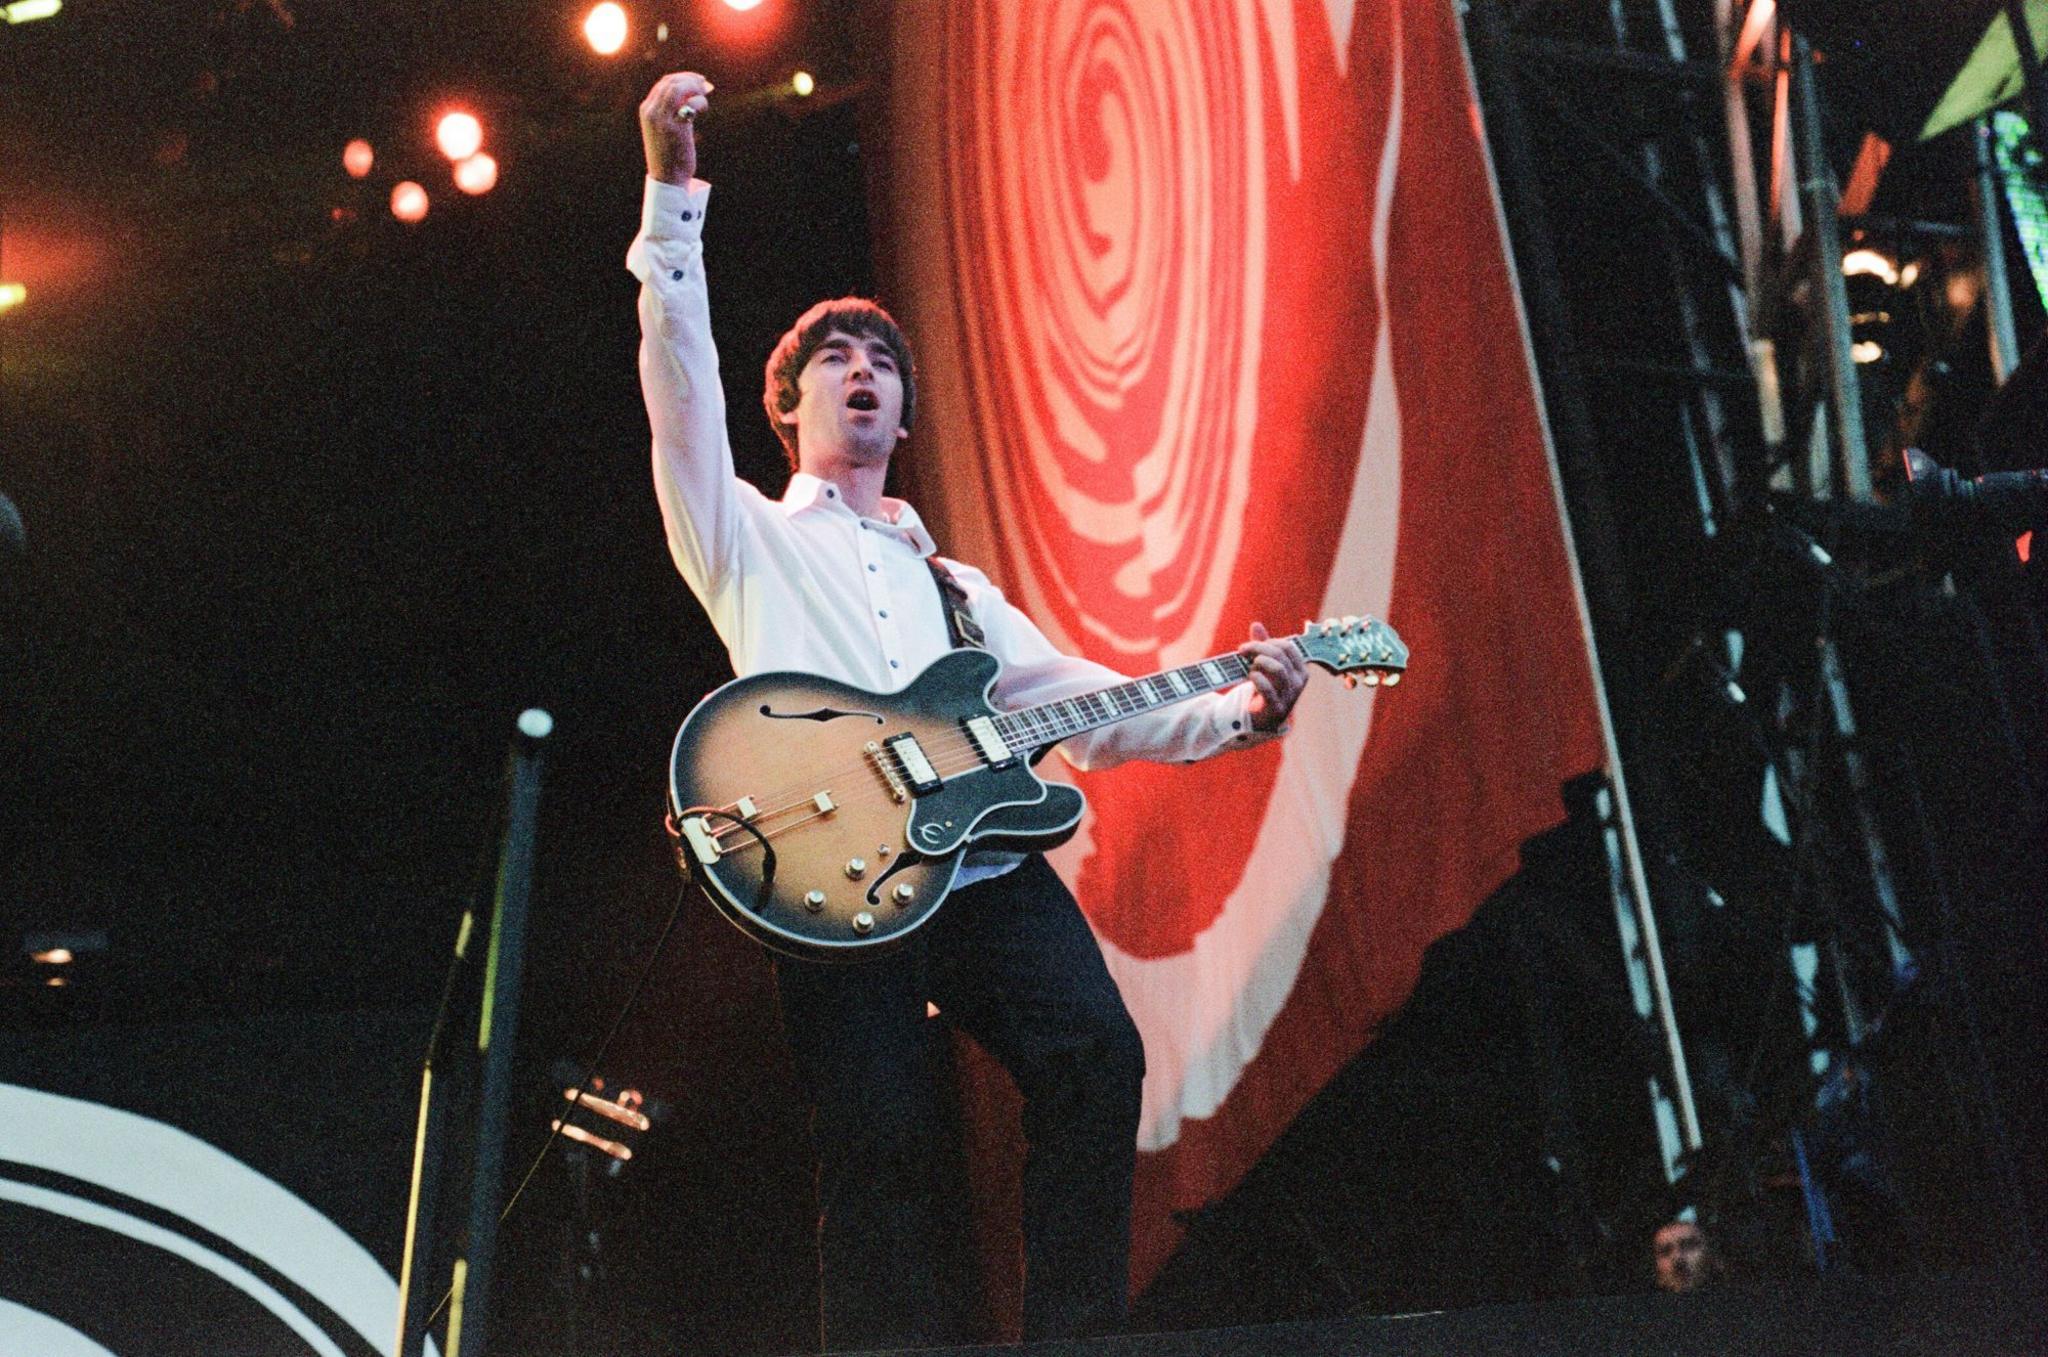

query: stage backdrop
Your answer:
[881,0,1609,1316]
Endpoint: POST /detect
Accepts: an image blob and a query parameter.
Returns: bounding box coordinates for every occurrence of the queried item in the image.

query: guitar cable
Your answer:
[418,806,776,1335]
[667,804,779,914]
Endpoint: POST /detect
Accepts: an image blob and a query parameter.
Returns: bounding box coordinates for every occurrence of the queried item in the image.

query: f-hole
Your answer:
[759,704,886,724]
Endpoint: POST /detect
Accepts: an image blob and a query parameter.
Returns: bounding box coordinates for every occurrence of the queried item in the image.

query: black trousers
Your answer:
[773,854,1146,1352]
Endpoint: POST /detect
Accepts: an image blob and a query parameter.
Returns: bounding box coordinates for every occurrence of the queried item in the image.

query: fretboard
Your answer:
[991,652,1256,751]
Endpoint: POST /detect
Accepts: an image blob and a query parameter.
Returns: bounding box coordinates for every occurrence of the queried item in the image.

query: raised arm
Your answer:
[626,71,743,597]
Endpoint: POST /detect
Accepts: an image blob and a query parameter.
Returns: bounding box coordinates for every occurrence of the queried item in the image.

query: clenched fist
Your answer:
[640,71,713,186]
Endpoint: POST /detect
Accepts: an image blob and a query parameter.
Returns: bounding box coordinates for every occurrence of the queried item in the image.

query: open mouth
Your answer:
[846,390,879,412]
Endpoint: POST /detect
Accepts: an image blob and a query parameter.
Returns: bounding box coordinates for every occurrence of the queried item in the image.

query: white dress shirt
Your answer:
[628,176,1279,880]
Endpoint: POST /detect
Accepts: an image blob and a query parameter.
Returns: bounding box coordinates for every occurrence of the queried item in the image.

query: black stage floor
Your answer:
[858,1266,2045,1357]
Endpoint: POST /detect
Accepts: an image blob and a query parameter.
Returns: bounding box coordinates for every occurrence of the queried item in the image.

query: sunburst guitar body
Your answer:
[668,616,1408,961]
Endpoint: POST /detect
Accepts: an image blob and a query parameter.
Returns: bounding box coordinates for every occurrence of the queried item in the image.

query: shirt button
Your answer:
[868,563,877,572]
[680,210,694,221]
[825,487,836,499]
[890,660,901,669]
[878,609,888,618]
[670,270,683,281]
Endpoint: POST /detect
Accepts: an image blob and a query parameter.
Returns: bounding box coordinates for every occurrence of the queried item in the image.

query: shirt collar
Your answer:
[780,472,938,556]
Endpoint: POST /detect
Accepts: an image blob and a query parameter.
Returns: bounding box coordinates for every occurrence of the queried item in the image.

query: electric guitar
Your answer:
[667,616,1408,961]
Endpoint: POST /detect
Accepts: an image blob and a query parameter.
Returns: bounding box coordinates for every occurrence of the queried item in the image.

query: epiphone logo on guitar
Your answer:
[667,617,1409,961]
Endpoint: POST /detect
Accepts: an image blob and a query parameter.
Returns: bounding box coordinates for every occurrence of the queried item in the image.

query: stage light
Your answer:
[1899,261,1922,288]
[45,975,68,989]
[722,0,764,10]
[792,69,815,97]
[584,1,627,54]
[1851,340,1884,364]
[343,138,374,178]
[1842,249,1899,286]
[30,947,73,965]
[391,181,430,222]
[3,0,62,23]
[0,283,23,313]
[435,110,483,161]
[454,152,498,195]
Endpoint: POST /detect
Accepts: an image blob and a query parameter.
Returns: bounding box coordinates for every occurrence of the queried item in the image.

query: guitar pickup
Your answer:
[964,715,1015,767]
[884,734,942,795]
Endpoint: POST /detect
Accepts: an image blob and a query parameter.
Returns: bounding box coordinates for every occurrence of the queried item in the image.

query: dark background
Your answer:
[5,2,2047,1354]
[1,2,892,1351]
[1,0,877,997]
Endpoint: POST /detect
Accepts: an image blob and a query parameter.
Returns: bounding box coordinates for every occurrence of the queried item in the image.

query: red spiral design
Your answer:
[940,1,1262,661]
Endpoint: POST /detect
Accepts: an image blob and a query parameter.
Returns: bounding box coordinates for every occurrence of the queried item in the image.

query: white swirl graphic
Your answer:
[0,1083,430,1357]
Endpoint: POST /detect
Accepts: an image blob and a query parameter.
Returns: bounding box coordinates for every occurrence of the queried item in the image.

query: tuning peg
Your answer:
[1363,671,1381,685]
[1342,674,1358,689]
[1342,614,1360,630]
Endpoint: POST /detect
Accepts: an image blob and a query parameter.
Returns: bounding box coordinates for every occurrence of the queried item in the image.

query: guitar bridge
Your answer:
[866,741,908,802]
[678,815,723,866]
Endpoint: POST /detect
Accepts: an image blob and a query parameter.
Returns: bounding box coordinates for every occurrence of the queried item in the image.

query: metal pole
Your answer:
[1788,33,1871,500]
[447,708,552,1357]
[393,911,472,1357]
[1975,116,2023,385]
[1721,0,1767,313]
[1720,1,1788,453]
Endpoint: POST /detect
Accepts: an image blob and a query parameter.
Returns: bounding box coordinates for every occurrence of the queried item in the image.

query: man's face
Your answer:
[1653,1221,1709,1293]
[785,329,907,468]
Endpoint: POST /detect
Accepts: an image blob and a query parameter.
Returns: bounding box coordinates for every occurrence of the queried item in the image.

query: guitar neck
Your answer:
[990,651,1258,753]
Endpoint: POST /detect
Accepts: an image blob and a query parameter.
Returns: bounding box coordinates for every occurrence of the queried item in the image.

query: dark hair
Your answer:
[762,297,917,469]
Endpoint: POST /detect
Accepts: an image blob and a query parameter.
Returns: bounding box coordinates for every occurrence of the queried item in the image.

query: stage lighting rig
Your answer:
[584,1,627,56]
[2,0,62,23]
[391,180,429,223]
[435,111,484,162]
[453,153,498,195]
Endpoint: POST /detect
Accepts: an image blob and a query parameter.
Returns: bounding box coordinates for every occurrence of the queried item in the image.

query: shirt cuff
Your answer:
[1226,682,1289,747]
[640,176,712,244]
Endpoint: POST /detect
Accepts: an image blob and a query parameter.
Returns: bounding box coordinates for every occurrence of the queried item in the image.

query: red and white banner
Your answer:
[885,0,1607,1312]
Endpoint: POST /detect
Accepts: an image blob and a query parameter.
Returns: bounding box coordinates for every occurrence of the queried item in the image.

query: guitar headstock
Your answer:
[1295,615,1409,688]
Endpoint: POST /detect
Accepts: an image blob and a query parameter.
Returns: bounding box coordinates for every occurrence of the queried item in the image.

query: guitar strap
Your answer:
[924,555,988,651]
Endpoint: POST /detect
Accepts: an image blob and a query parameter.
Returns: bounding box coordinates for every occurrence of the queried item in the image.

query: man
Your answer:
[629,70,1309,1350]
[1652,1217,1724,1294]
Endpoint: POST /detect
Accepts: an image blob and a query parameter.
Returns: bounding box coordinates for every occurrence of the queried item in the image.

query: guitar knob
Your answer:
[1383,673,1401,686]
[844,858,867,880]
[851,911,876,935]
[892,882,916,905]
[803,890,827,913]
